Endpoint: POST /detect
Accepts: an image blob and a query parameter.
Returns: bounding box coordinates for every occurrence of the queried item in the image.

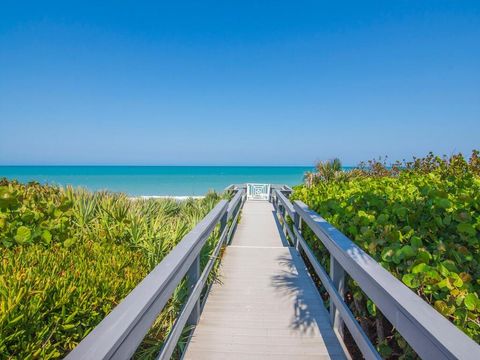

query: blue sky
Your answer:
[1,1,479,166]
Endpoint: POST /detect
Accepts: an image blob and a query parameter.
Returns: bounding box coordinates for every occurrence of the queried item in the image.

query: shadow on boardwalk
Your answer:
[270,250,346,358]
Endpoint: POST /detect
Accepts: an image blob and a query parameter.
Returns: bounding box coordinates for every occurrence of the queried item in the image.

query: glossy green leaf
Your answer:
[402,274,419,288]
[464,294,478,311]
[14,226,31,244]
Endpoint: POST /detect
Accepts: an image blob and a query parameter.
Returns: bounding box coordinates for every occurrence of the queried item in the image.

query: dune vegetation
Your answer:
[0,179,223,359]
[292,151,480,358]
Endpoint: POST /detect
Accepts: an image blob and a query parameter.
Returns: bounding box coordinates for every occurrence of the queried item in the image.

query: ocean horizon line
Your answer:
[0,164,319,168]
[0,165,316,196]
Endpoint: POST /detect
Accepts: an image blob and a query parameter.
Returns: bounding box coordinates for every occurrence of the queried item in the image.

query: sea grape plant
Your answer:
[291,151,480,358]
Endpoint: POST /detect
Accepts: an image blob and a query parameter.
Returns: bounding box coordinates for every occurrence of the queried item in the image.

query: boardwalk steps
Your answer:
[66,184,480,360]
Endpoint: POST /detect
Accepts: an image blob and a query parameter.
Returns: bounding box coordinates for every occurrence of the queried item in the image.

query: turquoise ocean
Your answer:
[0,166,313,196]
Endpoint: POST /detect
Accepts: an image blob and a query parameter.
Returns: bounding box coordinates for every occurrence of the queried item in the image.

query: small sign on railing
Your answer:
[246,183,270,200]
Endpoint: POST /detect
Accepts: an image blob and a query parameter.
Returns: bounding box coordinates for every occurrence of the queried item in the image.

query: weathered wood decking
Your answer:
[184,200,347,359]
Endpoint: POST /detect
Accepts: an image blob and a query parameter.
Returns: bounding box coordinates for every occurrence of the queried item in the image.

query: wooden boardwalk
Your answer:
[184,201,347,360]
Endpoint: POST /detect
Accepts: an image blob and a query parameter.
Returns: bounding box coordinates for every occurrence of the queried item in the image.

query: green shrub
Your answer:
[0,243,148,359]
[0,180,222,359]
[292,151,480,356]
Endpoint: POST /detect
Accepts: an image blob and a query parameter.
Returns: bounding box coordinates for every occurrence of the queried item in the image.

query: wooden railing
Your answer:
[272,189,480,360]
[66,187,246,360]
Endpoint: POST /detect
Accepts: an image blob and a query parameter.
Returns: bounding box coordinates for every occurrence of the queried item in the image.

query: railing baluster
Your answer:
[293,212,301,250]
[330,256,345,339]
[186,256,201,326]
[219,211,228,237]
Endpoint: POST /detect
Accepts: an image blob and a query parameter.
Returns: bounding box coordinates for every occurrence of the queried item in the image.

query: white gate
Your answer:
[246,183,270,201]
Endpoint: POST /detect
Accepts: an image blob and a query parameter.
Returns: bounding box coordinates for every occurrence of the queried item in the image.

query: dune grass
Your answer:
[0,179,224,359]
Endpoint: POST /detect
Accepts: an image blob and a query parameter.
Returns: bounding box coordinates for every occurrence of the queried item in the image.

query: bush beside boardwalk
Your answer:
[0,180,223,359]
[292,151,480,358]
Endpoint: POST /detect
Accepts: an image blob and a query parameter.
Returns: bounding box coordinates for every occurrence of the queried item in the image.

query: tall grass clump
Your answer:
[292,151,480,358]
[0,179,223,359]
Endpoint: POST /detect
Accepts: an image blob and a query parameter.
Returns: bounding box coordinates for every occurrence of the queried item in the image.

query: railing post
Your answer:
[330,256,345,339]
[225,207,235,245]
[220,210,228,237]
[186,256,201,326]
[293,212,301,250]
